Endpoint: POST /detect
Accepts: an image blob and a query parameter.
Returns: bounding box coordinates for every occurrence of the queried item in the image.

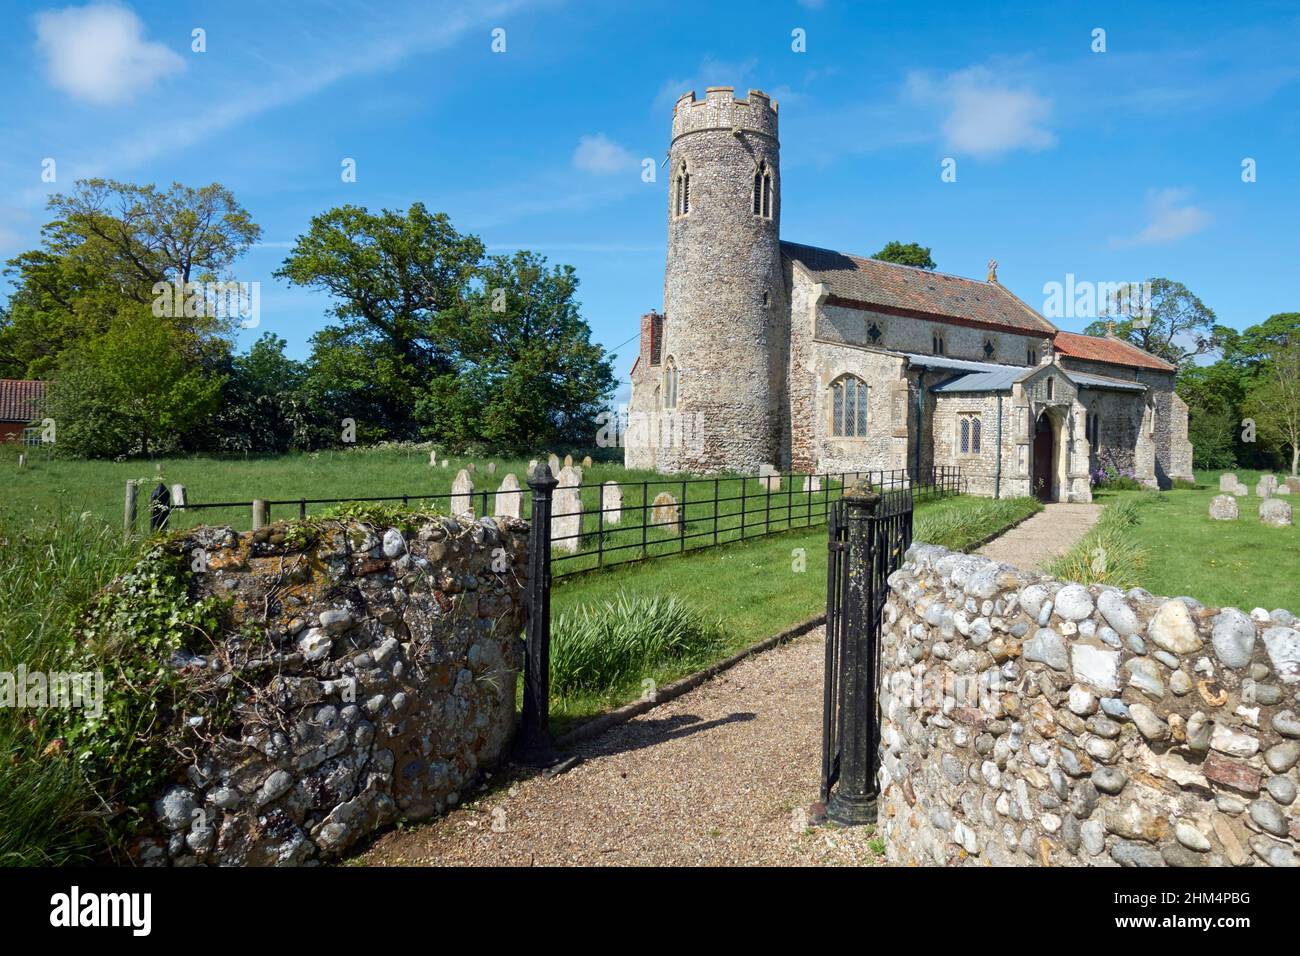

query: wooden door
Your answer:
[1032,413,1054,502]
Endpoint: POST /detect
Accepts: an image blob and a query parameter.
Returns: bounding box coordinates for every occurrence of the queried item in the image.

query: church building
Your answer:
[625,87,1194,502]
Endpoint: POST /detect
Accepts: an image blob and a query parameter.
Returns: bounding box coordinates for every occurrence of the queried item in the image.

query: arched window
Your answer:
[663,356,678,410]
[674,163,690,218]
[752,161,773,219]
[958,412,982,456]
[830,375,869,437]
[1088,403,1100,447]
[1046,376,1054,400]
[932,333,945,356]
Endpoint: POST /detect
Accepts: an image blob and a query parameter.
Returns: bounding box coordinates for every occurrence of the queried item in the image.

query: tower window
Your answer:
[983,339,995,359]
[664,356,679,409]
[1046,376,1054,400]
[958,413,982,456]
[867,322,882,344]
[674,164,690,217]
[932,333,945,356]
[830,375,869,437]
[1027,346,1038,365]
[752,161,773,219]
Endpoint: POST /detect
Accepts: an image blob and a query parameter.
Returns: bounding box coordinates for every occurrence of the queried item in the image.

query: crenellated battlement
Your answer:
[671,86,778,142]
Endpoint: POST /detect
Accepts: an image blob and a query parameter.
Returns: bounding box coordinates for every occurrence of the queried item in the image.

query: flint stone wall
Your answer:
[140,515,529,866]
[878,543,1300,868]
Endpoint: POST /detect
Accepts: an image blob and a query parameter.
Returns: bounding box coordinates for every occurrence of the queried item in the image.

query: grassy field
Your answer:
[1082,469,1300,610]
[545,493,1043,730]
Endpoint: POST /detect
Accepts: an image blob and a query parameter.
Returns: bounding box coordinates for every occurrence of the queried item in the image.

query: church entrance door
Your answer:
[1032,412,1055,502]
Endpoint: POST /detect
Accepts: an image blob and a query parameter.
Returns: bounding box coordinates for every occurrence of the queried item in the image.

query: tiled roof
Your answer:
[782,241,1057,336]
[1054,331,1175,372]
[0,379,47,423]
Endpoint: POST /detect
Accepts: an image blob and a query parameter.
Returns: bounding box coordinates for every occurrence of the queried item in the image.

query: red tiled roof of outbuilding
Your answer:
[0,379,47,423]
[1054,331,1176,372]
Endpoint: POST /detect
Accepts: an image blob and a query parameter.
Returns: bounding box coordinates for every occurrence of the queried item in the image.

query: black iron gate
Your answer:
[820,481,914,823]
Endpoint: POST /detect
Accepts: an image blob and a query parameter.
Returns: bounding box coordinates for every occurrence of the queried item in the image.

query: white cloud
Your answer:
[908,65,1055,158]
[33,2,185,105]
[655,56,758,110]
[573,133,636,175]
[1111,188,1211,247]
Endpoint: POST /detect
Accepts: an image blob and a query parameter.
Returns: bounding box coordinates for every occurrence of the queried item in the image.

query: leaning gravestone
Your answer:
[494,473,522,520]
[451,469,475,517]
[1219,473,1238,493]
[1209,495,1239,521]
[551,469,582,553]
[759,463,781,492]
[1260,498,1293,527]
[547,453,560,476]
[1257,474,1278,498]
[601,481,622,525]
[582,455,593,469]
[803,474,822,493]
[651,492,680,531]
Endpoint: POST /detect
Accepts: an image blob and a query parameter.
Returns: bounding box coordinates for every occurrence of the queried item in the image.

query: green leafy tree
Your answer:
[872,241,936,270]
[197,334,315,453]
[1082,278,1227,371]
[46,310,223,458]
[278,204,615,451]
[1244,342,1300,476]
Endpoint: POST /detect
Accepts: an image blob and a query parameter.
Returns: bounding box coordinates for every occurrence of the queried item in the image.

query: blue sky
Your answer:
[2,0,1299,402]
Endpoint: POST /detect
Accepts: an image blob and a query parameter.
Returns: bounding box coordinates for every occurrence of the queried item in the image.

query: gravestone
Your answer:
[552,468,582,552]
[651,492,681,531]
[1257,474,1278,498]
[557,465,582,487]
[1219,473,1238,493]
[803,474,822,493]
[494,473,523,520]
[1232,483,1248,497]
[429,450,438,466]
[563,454,574,468]
[1286,477,1300,494]
[486,461,496,475]
[759,463,781,492]
[582,455,593,468]
[547,453,560,476]
[1279,483,1292,496]
[450,469,475,517]
[466,462,476,473]
[528,459,539,473]
[1260,498,1293,527]
[601,481,622,525]
[1209,495,1239,521]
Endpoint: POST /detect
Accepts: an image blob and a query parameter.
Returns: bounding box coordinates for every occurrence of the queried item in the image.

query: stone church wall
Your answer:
[817,302,1045,368]
[878,543,1300,867]
[930,392,1022,498]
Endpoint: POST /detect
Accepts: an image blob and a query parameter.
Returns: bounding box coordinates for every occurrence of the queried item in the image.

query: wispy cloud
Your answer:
[33,2,185,105]
[573,134,636,175]
[907,64,1055,158]
[654,56,758,110]
[1110,188,1211,247]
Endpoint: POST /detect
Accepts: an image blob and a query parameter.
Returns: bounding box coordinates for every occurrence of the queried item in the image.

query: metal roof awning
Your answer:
[929,368,1025,393]
[899,352,1016,376]
[1071,371,1147,393]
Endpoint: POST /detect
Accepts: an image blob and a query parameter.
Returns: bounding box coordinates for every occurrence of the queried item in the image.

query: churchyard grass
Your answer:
[545,493,1043,730]
[1097,470,1298,610]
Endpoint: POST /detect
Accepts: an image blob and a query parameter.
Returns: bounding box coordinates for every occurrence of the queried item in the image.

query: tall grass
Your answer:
[550,592,728,699]
[914,496,1042,552]
[0,512,136,865]
[1047,496,1151,589]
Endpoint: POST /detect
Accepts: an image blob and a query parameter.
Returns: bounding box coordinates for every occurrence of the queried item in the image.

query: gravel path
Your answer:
[359,628,886,867]
[976,502,1101,571]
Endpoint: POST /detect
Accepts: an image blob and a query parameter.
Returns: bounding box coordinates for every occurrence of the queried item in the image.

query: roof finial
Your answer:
[987,258,998,283]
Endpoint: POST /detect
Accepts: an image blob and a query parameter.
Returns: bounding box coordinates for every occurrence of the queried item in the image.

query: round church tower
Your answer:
[658,87,782,474]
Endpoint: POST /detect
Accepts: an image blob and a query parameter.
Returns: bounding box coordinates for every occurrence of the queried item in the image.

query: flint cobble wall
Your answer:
[877,543,1300,867]
[139,514,528,866]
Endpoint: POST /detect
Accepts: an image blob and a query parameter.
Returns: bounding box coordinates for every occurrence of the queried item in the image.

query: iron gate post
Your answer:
[827,478,881,826]
[515,462,560,766]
